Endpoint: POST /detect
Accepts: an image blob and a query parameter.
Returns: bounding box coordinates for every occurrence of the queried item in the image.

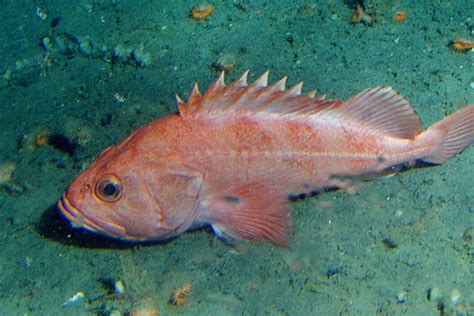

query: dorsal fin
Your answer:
[176,70,340,118]
[176,71,422,139]
[335,86,422,139]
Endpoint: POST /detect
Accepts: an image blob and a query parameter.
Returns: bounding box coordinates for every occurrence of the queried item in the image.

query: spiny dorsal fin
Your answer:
[176,70,339,118]
[176,71,422,139]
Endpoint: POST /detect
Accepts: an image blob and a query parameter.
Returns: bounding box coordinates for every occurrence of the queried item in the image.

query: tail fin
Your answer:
[421,105,474,164]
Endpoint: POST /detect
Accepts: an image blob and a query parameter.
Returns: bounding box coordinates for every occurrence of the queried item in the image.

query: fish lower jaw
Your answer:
[57,194,128,238]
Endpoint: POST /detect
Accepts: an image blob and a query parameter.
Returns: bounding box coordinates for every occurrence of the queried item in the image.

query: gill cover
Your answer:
[142,162,204,239]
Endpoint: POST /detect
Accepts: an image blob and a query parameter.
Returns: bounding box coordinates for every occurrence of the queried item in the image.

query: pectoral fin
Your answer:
[207,182,291,247]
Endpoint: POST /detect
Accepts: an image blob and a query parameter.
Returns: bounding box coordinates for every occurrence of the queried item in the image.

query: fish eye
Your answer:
[95,175,122,203]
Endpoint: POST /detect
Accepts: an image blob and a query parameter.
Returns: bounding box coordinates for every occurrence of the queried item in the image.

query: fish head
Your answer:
[58,138,204,242]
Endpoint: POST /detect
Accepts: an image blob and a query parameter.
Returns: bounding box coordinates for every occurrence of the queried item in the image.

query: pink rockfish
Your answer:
[58,71,474,246]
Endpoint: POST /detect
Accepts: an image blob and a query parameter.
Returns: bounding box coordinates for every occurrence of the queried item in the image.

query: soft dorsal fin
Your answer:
[176,70,341,118]
[336,86,422,139]
[177,71,422,139]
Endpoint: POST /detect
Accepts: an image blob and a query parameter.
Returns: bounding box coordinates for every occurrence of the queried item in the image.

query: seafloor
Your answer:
[0,1,472,315]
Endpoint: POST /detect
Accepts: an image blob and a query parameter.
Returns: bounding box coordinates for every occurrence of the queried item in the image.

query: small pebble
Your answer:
[396,291,408,303]
[427,286,444,304]
[115,280,126,295]
[450,288,462,305]
[62,291,85,307]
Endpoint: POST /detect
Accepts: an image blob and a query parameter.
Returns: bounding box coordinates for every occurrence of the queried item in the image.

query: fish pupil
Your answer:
[103,183,117,196]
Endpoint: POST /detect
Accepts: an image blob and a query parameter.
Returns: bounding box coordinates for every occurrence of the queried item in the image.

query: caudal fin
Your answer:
[422,105,474,164]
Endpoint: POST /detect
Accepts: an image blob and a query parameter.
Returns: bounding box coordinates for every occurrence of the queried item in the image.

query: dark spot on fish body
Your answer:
[382,162,412,174]
[414,159,438,168]
[288,189,320,201]
[223,195,241,204]
[377,155,386,163]
[288,193,307,201]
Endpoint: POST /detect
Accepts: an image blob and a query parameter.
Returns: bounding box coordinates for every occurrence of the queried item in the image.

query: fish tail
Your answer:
[419,104,474,164]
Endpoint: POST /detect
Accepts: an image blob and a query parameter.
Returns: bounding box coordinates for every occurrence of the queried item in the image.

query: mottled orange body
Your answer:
[169,283,192,306]
[352,4,373,25]
[452,38,474,51]
[58,71,474,246]
[190,4,214,20]
[393,11,407,22]
[35,129,50,146]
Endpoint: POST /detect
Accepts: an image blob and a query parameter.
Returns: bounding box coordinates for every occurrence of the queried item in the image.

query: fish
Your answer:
[57,71,474,246]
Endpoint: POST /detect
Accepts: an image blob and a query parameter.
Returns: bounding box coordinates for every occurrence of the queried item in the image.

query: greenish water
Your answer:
[0,1,472,315]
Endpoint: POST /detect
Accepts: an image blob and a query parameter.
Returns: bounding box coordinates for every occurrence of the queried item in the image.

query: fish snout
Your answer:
[57,193,127,238]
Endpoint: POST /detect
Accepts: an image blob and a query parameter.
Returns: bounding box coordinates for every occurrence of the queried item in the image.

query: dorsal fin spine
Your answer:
[187,83,202,113]
[254,71,269,87]
[176,94,187,117]
[237,70,249,87]
[268,76,287,92]
[287,82,303,96]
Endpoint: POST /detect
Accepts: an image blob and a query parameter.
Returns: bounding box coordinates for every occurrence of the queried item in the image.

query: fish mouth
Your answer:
[57,193,127,238]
